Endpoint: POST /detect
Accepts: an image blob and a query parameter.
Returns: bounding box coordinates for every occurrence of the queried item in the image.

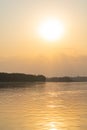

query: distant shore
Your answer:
[0,73,46,82]
[0,73,87,82]
[47,76,87,82]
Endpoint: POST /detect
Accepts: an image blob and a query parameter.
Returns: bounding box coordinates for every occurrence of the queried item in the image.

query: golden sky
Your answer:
[0,0,87,76]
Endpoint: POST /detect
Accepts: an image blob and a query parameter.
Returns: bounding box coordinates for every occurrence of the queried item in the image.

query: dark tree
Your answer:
[0,73,46,82]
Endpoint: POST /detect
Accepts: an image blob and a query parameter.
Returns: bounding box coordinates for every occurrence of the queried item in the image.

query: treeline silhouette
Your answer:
[47,77,72,82]
[0,73,87,82]
[0,73,46,82]
[47,76,87,82]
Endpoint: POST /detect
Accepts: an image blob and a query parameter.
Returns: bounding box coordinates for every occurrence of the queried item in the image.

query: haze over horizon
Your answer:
[0,0,87,77]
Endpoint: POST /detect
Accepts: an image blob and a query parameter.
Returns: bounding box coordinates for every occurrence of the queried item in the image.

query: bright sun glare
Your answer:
[38,19,65,41]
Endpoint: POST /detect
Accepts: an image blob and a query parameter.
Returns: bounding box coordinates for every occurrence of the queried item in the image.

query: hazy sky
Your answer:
[0,0,87,76]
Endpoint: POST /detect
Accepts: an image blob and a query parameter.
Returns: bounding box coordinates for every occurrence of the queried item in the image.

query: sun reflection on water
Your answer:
[50,128,57,130]
[47,122,61,130]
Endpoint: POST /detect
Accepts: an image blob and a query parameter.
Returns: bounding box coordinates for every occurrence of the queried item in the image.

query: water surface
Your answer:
[0,82,87,130]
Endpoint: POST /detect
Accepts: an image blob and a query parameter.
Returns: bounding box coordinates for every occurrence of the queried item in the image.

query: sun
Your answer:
[38,19,65,41]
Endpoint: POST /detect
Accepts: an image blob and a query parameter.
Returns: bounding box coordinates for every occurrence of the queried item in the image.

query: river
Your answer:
[0,82,87,130]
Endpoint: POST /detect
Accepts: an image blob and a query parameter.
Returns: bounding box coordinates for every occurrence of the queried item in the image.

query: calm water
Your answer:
[0,82,87,130]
